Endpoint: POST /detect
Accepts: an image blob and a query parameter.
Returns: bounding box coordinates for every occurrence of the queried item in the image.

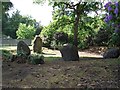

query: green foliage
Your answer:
[95,28,109,46]
[36,0,103,47]
[92,16,110,46]
[0,49,12,60]
[104,1,120,46]
[41,15,104,49]
[36,1,104,48]
[41,14,74,47]
[109,33,120,47]
[34,26,43,35]
[3,10,21,39]
[16,23,36,39]
[41,13,105,49]
[28,53,44,65]
[41,21,58,47]
[2,2,13,37]
[16,49,28,59]
[2,9,36,39]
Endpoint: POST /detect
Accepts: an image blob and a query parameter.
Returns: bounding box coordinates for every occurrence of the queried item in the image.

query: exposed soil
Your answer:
[2,58,120,89]
[2,47,120,89]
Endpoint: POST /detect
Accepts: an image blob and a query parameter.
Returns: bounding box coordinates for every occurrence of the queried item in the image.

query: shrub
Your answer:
[16,23,36,39]
[17,50,28,59]
[109,33,120,46]
[40,21,58,48]
[28,53,44,65]
[104,1,120,46]
[95,28,110,46]
[54,32,68,43]
[1,49,12,60]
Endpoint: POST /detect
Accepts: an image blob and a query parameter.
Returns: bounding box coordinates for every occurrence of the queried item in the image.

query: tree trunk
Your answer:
[73,10,80,47]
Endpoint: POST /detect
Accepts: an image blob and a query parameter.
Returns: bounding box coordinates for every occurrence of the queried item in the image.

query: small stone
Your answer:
[55,81,59,84]
[72,78,75,80]
[53,74,56,76]
[8,64,11,67]
[90,84,96,87]
[41,75,44,77]
[9,68,12,71]
[65,79,68,82]
[31,67,33,69]
[66,67,71,70]
[84,80,87,83]
[67,74,71,77]
[77,84,82,87]
[61,75,64,78]
[63,73,67,75]
[20,79,23,82]
[36,74,40,77]
[38,64,41,66]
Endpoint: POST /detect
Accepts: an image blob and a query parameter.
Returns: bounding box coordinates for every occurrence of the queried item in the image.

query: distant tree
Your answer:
[2,1,13,36]
[3,9,36,38]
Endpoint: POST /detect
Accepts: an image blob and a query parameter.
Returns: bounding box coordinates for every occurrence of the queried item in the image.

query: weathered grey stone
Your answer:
[17,41,30,56]
[60,43,79,61]
[33,35,42,53]
[103,48,120,59]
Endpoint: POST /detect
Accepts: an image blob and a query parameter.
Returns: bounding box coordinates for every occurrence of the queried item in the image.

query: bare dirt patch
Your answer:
[1,46,120,89]
[2,59,120,89]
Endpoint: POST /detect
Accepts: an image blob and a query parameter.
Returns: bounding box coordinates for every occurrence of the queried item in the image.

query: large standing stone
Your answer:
[103,48,120,59]
[17,41,30,56]
[60,44,79,61]
[33,35,42,53]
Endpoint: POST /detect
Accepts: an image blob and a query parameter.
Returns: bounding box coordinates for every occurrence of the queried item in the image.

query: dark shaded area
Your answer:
[54,32,68,44]
[79,57,103,60]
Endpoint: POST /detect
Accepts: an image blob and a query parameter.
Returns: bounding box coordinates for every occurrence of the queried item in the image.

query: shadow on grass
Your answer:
[44,56,120,62]
[79,57,103,60]
[44,56,104,62]
[44,57,61,62]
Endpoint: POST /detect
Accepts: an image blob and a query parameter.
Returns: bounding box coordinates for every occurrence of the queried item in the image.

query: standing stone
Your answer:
[103,48,120,59]
[60,43,79,61]
[17,41,31,56]
[33,35,42,53]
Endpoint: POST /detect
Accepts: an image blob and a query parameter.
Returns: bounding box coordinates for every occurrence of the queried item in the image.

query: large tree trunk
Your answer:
[73,10,80,47]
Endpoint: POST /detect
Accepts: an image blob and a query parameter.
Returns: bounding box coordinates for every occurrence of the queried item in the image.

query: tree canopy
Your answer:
[34,0,102,47]
[2,2,38,39]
